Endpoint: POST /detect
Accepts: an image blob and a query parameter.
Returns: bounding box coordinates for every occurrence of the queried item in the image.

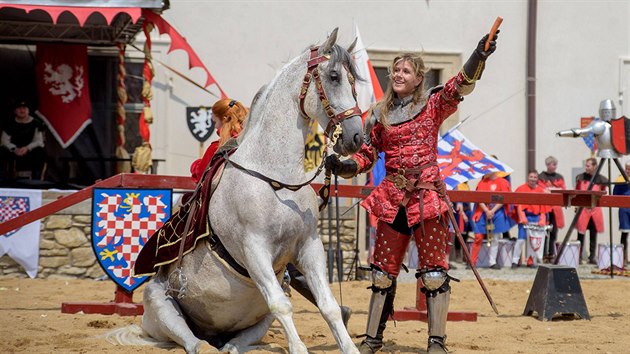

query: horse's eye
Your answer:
[330,71,340,83]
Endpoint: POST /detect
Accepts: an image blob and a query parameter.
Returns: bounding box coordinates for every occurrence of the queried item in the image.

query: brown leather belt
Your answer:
[385,162,439,207]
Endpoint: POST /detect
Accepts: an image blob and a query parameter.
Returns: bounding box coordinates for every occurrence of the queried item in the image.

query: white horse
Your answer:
[112,29,364,354]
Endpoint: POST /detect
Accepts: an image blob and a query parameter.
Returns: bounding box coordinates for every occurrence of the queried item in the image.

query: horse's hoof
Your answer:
[195,340,219,354]
[341,306,352,328]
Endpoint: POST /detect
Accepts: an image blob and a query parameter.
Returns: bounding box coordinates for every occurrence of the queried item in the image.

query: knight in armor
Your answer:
[557,99,621,159]
[326,32,499,353]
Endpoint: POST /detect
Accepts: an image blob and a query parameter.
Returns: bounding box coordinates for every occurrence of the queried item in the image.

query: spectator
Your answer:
[1,100,46,180]
[575,157,608,264]
[513,170,549,268]
[538,155,566,259]
[612,161,630,266]
[471,171,514,269]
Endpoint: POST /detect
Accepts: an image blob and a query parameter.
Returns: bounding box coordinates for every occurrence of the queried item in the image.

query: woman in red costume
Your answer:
[326,32,499,353]
[190,98,248,183]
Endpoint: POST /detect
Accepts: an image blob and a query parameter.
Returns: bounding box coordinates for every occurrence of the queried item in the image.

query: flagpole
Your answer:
[444,115,471,136]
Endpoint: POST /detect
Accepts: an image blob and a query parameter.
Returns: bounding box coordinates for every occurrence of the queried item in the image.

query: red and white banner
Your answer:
[35,43,92,148]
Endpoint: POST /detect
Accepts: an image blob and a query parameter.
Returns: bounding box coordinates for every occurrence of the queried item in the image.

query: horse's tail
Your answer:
[104,324,177,349]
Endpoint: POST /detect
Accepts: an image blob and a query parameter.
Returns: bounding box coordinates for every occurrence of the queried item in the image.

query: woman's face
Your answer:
[585,160,597,174]
[391,59,422,99]
[212,112,223,129]
[546,161,557,173]
[527,172,539,188]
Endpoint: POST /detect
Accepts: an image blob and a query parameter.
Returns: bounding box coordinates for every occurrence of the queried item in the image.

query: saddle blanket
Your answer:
[133,152,228,277]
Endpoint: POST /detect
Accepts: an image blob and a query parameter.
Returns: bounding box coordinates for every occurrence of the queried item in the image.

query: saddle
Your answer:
[133,145,237,277]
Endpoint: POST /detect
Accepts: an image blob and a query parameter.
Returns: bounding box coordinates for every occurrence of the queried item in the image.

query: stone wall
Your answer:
[0,191,362,280]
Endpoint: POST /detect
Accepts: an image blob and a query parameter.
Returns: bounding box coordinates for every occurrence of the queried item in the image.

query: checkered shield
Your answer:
[91,188,172,292]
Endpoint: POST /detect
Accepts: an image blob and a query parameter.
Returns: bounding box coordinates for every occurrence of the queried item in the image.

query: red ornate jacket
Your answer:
[351,73,465,227]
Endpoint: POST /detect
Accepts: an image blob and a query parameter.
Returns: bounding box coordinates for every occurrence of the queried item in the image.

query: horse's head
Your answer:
[299,28,364,156]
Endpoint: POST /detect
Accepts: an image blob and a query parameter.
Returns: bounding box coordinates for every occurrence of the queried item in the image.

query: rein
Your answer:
[224,148,332,212]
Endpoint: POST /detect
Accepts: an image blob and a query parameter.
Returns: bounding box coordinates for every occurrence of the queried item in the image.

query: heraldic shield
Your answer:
[0,195,30,237]
[611,116,630,155]
[91,188,172,292]
[186,106,215,142]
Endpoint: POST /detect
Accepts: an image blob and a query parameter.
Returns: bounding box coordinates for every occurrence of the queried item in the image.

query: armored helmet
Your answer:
[599,99,616,121]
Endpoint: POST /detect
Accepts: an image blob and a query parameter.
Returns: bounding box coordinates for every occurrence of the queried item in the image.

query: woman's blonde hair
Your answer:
[375,53,426,128]
[212,98,248,146]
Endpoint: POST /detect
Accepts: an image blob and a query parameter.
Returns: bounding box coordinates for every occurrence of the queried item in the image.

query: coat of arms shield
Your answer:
[186,106,215,142]
[91,188,172,292]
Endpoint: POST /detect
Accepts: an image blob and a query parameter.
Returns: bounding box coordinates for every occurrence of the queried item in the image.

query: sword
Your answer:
[438,181,499,314]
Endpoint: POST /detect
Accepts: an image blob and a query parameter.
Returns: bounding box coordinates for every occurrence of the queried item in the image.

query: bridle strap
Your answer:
[298,46,361,138]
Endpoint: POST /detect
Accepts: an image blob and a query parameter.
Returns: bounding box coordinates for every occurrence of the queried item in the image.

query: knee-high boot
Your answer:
[287,263,352,327]
[427,290,450,353]
[359,279,396,354]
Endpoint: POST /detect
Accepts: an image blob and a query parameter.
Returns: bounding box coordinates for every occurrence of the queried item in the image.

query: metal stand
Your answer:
[554,157,629,279]
[61,285,144,316]
[523,265,589,321]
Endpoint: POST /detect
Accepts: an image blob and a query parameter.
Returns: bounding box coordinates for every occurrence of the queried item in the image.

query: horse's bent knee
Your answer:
[268,297,293,317]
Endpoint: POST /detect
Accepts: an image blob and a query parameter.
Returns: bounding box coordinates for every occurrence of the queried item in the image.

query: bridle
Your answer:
[226,45,362,211]
[298,46,362,145]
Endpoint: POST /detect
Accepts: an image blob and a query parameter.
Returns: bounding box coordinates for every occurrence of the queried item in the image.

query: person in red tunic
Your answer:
[513,170,548,267]
[190,98,248,183]
[326,32,499,353]
[537,156,566,259]
[575,157,608,264]
[471,171,514,269]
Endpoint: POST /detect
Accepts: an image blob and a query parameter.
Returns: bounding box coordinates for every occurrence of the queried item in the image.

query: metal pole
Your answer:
[608,159,614,279]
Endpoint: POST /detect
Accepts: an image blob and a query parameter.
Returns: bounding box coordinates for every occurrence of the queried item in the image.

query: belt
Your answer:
[385,162,438,207]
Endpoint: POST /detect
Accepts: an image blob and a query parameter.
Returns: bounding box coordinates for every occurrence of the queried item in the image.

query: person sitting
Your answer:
[1,100,46,180]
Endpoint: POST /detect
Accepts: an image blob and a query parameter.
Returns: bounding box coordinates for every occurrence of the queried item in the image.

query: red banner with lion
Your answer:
[35,44,92,148]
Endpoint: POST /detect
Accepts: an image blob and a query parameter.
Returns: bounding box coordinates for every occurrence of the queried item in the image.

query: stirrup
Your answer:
[427,335,448,353]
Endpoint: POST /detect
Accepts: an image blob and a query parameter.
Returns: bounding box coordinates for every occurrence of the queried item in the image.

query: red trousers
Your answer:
[372,214,450,278]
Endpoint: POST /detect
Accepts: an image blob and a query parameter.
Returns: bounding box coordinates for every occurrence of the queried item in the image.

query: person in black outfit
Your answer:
[1,100,46,180]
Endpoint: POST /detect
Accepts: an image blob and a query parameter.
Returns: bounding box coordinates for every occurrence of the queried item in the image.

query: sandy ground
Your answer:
[1,264,629,354]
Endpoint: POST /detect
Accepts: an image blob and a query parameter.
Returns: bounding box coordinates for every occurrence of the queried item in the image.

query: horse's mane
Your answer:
[326,43,363,84]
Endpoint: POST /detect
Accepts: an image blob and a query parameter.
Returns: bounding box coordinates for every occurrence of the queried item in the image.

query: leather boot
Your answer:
[288,264,352,327]
[359,279,396,354]
[426,290,450,353]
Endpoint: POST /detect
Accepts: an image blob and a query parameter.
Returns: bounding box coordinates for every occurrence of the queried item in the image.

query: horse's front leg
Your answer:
[142,279,215,354]
[296,236,360,354]
[241,248,308,354]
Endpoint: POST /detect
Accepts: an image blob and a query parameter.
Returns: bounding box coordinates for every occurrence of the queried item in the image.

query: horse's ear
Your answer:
[347,37,358,55]
[321,27,339,53]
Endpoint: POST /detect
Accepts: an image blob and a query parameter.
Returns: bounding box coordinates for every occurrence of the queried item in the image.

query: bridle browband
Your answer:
[298,46,362,139]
